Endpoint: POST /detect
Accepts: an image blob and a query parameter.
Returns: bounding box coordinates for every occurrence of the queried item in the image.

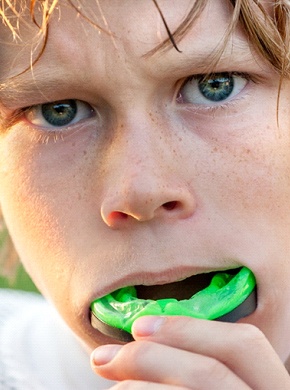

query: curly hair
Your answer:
[0,0,289,74]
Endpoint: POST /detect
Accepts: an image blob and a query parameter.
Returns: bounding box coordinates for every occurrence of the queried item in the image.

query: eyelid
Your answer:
[2,99,97,143]
[188,71,252,82]
[187,71,261,86]
[23,99,96,128]
[177,71,254,108]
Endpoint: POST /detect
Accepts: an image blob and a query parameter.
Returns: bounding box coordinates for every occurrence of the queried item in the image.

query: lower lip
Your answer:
[90,267,257,342]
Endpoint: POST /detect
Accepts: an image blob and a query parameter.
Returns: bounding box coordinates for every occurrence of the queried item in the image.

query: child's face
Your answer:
[1,0,290,358]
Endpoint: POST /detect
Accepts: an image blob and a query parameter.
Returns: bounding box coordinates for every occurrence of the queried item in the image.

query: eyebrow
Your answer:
[147,36,260,78]
[0,69,73,108]
[0,37,259,109]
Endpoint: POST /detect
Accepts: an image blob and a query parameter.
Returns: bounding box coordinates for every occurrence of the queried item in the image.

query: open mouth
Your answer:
[90,267,257,342]
[135,270,236,301]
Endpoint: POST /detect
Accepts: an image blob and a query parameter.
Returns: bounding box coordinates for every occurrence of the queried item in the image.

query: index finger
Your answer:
[132,316,290,390]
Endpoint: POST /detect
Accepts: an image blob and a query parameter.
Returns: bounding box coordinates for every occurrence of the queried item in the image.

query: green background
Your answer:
[0,264,39,292]
[0,221,39,292]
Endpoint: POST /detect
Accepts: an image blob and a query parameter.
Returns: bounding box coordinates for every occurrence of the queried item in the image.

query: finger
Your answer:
[110,380,188,390]
[132,316,290,390]
[91,341,250,389]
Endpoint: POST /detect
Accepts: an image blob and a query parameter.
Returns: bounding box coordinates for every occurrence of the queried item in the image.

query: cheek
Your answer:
[0,152,68,293]
[0,125,103,292]
[200,114,290,225]
[211,149,287,215]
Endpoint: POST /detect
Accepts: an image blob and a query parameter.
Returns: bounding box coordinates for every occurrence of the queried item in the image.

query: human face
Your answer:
[1,0,290,358]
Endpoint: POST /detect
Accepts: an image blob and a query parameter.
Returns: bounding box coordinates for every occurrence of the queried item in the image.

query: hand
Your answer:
[91,316,290,389]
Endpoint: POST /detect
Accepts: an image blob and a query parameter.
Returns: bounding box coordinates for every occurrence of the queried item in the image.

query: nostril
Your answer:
[101,189,195,227]
[109,211,128,220]
[162,201,178,211]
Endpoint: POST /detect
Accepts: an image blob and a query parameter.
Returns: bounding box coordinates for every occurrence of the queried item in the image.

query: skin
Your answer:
[0,0,290,388]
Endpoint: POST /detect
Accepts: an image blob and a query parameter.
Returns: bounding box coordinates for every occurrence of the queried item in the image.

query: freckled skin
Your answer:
[0,1,290,374]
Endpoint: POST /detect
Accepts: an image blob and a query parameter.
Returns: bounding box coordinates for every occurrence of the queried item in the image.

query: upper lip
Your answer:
[90,265,241,300]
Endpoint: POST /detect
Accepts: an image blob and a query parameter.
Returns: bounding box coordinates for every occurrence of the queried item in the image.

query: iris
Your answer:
[198,74,234,102]
[41,100,77,127]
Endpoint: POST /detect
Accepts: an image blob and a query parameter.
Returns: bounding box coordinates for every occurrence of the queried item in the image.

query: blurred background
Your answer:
[0,264,39,292]
[0,220,39,293]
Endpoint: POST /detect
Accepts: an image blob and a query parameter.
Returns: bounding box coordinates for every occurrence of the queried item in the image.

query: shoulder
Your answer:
[0,287,43,304]
[0,289,115,389]
[0,288,44,325]
[0,288,47,389]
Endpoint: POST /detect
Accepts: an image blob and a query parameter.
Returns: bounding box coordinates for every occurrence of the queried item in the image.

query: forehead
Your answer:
[0,1,245,72]
[0,0,270,103]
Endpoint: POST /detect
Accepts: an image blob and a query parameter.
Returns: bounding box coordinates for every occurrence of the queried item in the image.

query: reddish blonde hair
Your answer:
[0,0,289,74]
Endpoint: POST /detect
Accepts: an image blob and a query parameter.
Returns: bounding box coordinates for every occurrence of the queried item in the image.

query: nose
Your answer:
[100,118,196,228]
[101,177,196,228]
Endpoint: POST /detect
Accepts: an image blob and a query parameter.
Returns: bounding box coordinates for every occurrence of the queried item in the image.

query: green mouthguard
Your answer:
[91,267,256,338]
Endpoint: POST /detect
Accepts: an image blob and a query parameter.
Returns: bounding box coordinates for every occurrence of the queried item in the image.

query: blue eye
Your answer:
[199,74,234,102]
[42,100,77,126]
[179,73,248,105]
[25,99,95,128]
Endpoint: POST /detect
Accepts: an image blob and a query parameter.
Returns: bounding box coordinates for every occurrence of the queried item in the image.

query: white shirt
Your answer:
[0,289,115,389]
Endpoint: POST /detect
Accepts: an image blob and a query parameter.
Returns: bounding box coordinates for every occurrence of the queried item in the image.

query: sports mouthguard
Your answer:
[90,267,256,342]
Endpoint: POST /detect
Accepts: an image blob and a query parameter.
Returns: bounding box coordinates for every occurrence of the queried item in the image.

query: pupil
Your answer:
[199,74,234,102]
[42,100,77,127]
[211,80,222,90]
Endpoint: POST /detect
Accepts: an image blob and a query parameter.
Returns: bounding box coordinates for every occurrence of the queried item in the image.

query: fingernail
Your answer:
[91,345,122,366]
[132,316,165,337]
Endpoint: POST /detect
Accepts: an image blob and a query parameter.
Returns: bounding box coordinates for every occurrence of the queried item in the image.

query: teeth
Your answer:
[135,272,215,301]
[90,267,256,339]
[135,268,242,301]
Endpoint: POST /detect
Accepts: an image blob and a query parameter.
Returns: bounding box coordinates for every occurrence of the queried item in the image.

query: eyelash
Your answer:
[177,71,255,113]
[9,100,96,144]
[21,114,81,145]
[4,71,257,144]
[30,127,68,144]
[29,121,93,145]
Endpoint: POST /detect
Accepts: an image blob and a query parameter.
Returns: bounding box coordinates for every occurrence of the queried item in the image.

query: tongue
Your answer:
[135,272,215,301]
